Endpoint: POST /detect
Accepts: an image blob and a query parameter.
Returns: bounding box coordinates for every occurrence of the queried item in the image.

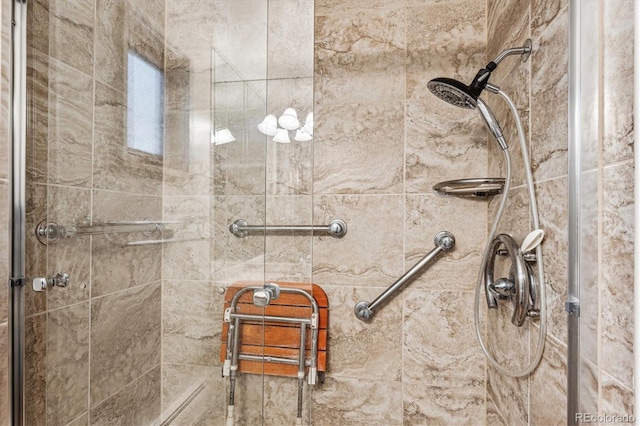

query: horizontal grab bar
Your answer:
[354,231,455,321]
[229,218,347,238]
[36,219,174,245]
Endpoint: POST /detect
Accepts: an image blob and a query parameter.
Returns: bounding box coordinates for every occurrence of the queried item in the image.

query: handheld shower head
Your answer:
[427,78,477,109]
[476,98,507,150]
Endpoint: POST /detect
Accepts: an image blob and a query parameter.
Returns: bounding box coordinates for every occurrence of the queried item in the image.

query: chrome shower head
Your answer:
[427,77,477,109]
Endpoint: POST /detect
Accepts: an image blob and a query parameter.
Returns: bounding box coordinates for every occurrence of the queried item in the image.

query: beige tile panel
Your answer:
[530,6,568,181]
[532,0,568,39]
[161,364,226,425]
[27,0,50,56]
[314,7,405,105]
[312,194,404,288]
[311,375,402,425]
[601,372,635,421]
[90,283,161,405]
[213,137,267,196]
[93,82,163,195]
[487,0,529,64]
[46,186,91,311]
[316,0,404,15]
[162,280,223,366]
[25,314,47,426]
[406,1,485,102]
[529,335,567,425]
[267,0,314,80]
[321,285,402,380]
[49,0,95,76]
[313,102,404,195]
[262,376,312,426]
[48,58,93,188]
[91,190,162,297]
[405,98,488,194]
[578,358,598,418]
[536,177,569,344]
[487,395,507,425]
[67,412,89,426]
[601,161,634,388]
[162,196,212,281]
[404,195,486,291]
[90,366,161,425]
[26,48,49,184]
[602,0,634,165]
[25,183,47,317]
[46,302,90,426]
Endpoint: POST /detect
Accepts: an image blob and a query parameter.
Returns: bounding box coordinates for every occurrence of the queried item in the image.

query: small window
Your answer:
[127,52,164,156]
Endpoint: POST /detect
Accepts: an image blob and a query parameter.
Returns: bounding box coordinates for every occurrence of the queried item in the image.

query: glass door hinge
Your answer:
[565,300,580,317]
[10,277,26,287]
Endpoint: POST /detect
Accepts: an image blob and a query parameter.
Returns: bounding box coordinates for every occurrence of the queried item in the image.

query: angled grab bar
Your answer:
[354,231,455,321]
[229,218,347,238]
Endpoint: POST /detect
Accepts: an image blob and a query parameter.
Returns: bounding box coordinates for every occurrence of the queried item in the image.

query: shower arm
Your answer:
[490,39,532,67]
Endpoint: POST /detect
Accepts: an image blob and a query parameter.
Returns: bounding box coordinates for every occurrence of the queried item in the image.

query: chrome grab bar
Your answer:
[354,231,455,321]
[36,219,174,245]
[229,218,347,238]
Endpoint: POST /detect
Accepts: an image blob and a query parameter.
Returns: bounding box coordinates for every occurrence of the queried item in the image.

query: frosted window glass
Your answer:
[127,52,164,156]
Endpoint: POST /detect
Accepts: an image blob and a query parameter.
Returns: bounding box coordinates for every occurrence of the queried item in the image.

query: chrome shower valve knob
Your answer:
[32,272,70,292]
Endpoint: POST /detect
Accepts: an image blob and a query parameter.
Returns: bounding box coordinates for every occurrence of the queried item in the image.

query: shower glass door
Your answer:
[19,0,316,424]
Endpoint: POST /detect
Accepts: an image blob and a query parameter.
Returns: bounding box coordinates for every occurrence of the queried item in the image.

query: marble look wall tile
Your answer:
[403,290,485,424]
[49,0,95,76]
[532,0,568,39]
[316,0,404,15]
[530,6,568,181]
[90,283,161,405]
[46,302,90,426]
[312,195,404,287]
[311,375,402,425]
[94,0,126,92]
[162,281,222,366]
[536,178,569,344]
[25,183,47,317]
[232,374,264,425]
[264,195,313,282]
[91,190,162,297]
[314,8,405,105]
[578,358,598,418]
[213,137,267,196]
[487,396,507,426]
[27,0,50,58]
[487,0,529,64]
[0,325,8,424]
[25,314,47,426]
[26,48,49,184]
[405,99,488,194]
[406,1,485,102]
[267,0,313,80]
[601,372,635,420]
[48,58,93,187]
[163,196,212,281]
[164,111,213,197]
[602,0,634,165]
[601,161,634,388]
[161,364,225,425]
[93,82,163,196]
[262,376,311,426]
[314,102,404,195]
[321,285,402,380]
[213,195,266,283]
[47,186,91,310]
[68,412,89,426]
[90,366,160,426]
[405,195,485,291]
[530,336,567,425]
[486,366,528,426]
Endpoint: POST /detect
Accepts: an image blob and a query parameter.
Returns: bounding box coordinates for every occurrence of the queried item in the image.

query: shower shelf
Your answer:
[432,178,505,199]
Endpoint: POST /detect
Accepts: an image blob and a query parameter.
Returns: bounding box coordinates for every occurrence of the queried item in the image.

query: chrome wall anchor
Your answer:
[32,273,70,292]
